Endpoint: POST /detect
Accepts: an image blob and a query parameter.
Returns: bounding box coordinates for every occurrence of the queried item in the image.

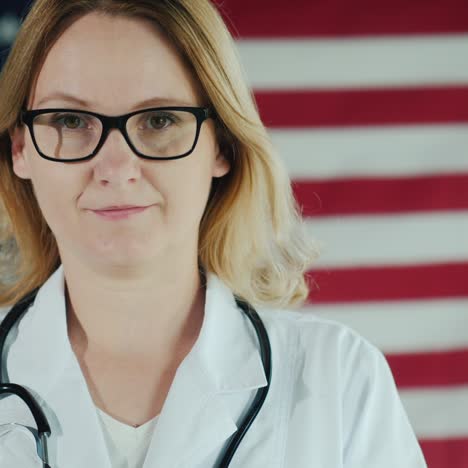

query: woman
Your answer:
[0,0,427,467]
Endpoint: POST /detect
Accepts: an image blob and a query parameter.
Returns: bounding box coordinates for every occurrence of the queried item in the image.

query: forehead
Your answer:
[30,12,201,112]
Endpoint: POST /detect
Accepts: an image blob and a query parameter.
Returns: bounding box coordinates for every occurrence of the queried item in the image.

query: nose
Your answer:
[92,128,141,186]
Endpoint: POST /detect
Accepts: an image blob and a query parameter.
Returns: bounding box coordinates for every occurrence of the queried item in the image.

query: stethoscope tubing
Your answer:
[216,298,272,467]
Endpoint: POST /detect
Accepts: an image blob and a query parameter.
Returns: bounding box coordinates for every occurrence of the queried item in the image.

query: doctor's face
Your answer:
[11,13,230,270]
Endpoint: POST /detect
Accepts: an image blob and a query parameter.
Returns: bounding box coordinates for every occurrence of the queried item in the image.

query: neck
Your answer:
[63,256,206,361]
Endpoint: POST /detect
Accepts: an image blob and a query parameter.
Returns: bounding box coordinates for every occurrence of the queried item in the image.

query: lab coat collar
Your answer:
[4,264,268,468]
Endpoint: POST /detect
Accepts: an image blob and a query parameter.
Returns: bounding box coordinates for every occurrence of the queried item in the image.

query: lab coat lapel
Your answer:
[143,273,268,468]
[144,352,237,468]
[2,266,112,468]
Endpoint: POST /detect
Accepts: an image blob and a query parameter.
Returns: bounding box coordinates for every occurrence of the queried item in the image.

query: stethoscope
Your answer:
[0,287,272,468]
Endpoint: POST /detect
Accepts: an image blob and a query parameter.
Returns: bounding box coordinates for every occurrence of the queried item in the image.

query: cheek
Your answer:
[27,160,81,232]
[159,157,213,224]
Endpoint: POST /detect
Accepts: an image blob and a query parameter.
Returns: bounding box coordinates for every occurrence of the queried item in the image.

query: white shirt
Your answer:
[96,408,159,468]
[0,264,427,467]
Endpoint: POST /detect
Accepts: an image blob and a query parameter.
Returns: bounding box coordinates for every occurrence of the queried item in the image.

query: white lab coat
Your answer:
[0,264,427,467]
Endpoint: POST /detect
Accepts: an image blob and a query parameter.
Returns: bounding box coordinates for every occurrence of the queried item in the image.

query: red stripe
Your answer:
[387,349,468,388]
[293,174,468,217]
[420,438,468,468]
[307,262,468,303]
[254,88,468,128]
[216,0,468,38]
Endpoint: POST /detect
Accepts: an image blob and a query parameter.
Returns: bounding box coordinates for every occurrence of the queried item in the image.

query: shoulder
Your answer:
[255,307,426,466]
[254,305,395,405]
[256,305,384,370]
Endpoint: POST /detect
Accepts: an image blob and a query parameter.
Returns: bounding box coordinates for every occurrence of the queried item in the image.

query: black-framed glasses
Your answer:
[20,106,213,163]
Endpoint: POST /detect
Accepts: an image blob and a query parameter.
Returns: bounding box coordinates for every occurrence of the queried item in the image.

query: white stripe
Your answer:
[304,299,468,354]
[401,386,468,438]
[236,34,468,89]
[270,125,468,180]
[307,212,468,268]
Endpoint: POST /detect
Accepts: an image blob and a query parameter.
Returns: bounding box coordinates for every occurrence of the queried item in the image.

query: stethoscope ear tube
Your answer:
[0,288,51,431]
[0,382,51,435]
[0,285,40,378]
[214,298,272,468]
[0,287,52,467]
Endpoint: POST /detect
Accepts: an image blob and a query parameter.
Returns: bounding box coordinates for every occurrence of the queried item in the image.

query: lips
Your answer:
[91,205,151,220]
[95,205,147,211]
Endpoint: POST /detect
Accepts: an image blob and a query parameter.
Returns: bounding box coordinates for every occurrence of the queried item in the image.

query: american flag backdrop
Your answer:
[1,1,468,467]
[215,1,468,467]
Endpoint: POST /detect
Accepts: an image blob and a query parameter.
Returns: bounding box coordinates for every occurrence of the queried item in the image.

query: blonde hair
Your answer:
[0,0,317,309]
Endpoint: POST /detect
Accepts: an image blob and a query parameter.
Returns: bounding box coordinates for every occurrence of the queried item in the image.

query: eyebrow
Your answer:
[35,92,197,109]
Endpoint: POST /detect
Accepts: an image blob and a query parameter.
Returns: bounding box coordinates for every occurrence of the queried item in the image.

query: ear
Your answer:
[9,126,32,180]
[212,147,231,179]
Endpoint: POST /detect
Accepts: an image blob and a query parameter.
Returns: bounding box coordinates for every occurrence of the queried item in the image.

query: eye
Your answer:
[52,114,88,129]
[144,112,178,130]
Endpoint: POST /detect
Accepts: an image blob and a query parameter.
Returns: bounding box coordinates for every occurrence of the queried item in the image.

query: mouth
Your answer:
[90,205,151,220]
